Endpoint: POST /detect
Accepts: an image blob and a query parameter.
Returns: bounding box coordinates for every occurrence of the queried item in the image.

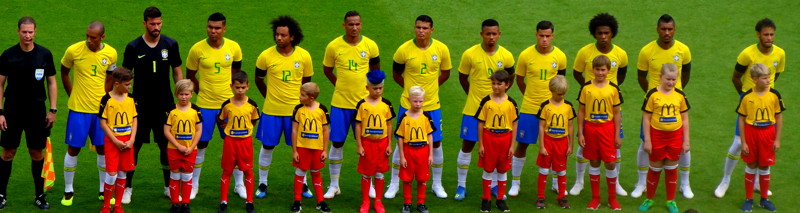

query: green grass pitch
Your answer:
[1,0,799,212]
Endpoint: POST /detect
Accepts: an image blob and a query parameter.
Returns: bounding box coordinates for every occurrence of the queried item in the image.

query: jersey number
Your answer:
[539,69,547,80]
[281,70,291,82]
[91,65,98,76]
[214,62,221,74]
[348,60,357,71]
[487,68,494,76]
[420,63,428,74]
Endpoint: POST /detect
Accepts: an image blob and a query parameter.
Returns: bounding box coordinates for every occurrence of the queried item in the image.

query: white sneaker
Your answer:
[631,184,646,198]
[569,182,583,196]
[680,184,694,199]
[190,187,198,200]
[432,184,448,198]
[234,184,247,199]
[122,187,132,204]
[508,184,520,197]
[323,186,341,199]
[369,184,376,198]
[164,186,170,198]
[616,182,628,196]
[384,183,399,199]
[714,181,729,198]
[753,185,773,196]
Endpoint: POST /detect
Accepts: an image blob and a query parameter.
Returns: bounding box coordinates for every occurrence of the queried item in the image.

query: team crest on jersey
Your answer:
[294,61,301,68]
[673,55,680,61]
[225,54,231,61]
[360,51,367,58]
[773,61,779,67]
[161,49,169,59]
[611,61,618,67]
[551,62,557,68]
[496,61,503,68]
[35,68,44,81]
[102,58,108,65]
[432,54,438,61]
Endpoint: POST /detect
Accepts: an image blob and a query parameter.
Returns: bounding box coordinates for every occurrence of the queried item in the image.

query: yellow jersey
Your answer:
[458,44,515,115]
[642,88,690,131]
[516,45,568,114]
[637,40,692,90]
[573,43,628,84]
[355,98,396,140]
[537,100,576,138]
[98,93,137,136]
[186,38,243,109]
[255,46,314,116]
[395,111,435,146]
[292,103,329,150]
[737,88,785,126]
[474,95,518,131]
[736,44,786,92]
[61,41,118,113]
[219,98,260,138]
[577,82,623,123]
[323,35,380,109]
[165,104,203,149]
[393,39,452,111]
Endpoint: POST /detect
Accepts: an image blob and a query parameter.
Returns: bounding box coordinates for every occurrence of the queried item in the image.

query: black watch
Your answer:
[49,108,58,114]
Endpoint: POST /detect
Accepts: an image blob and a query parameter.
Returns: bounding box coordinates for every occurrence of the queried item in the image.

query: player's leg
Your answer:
[614,149,627,196]
[237,138,256,205]
[455,114,478,200]
[325,107,353,199]
[570,146,588,196]
[219,137,236,205]
[61,111,91,205]
[254,114,280,198]
[0,104,25,209]
[25,109,49,209]
[678,151,693,198]
[604,161,620,210]
[716,117,742,198]
[586,160,602,210]
[429,109,447,198]
[386,106,408,199]
[510,113,538,197]
[194,108,220,199]
[536,167,549,209]
[758,166,775,211]
[125,110,154,203]
[632,124,649,198]
[151,109,173,199]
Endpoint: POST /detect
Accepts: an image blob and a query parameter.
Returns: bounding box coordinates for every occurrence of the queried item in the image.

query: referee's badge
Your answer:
[432,54,438,61]
[35,68,44,81]
[611,61,618,67]
[102,58,107,65]
[161,49,169,59]
[496,61,503,68]
[551,62,557,68]
[225,54,231,61]
[773,61,779,67]
[360,51,367,58]
[294,61,301,68]
[673,55,680,61]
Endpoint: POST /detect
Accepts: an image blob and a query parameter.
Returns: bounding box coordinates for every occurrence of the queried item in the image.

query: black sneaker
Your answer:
[34,194,50,209]
[181,203,191,213]
[218,203,228,213]
[496,199,510,212]
[170,204,181,213]
[316,201,331,213]
[0,194,6,210]
[245,202,255,213]
[402,204,412,213]
[417,203,429,213]
[290,201,302,213]
[481,199,491,212]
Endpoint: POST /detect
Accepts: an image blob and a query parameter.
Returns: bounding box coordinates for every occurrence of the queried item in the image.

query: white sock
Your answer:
[722,136,742,183]
[615,149,622,184]
[259,147,273,185]
[234,169,244,186]
[328,146,343,187]
[606,168,618,178]
[105,174,117,185]
[64,154,77,193]
[575,147,588,184]
[636,141,649,186]
[589,166,601,176]
[491,171,498,187]
[170,172,181,181]
[181,173,192,182]
[511,156,525,187]
[432,146,444,186]
[97,155,106,192]
[193,148,206,188]
[390,144,400,185]
[679,151,691,186]
[456,150,471,187]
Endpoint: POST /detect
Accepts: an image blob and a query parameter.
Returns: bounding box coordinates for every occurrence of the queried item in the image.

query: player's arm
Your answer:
[99,119,123,148]
[477,121,485,157]
[681,63,692,88]
[217,109,228,129]
[458,73,469,94]
[427,131,434,166]
[104,70,113,92]
[732,63,747,94]
[397,136,406,167]
[438,69,450,86]
[393,61,405,88]
[355,122,364,156]
[0,75,7,130]
[538,118,547,155]
[680,112,690,154]
[163,124,185,152]
[255,67,268,97]
[515,74,526,94]
[738,115,749,155]
[577,104,585,147]
[46,75,57,127]
[321,124,329,161]
[573,70,585,85]
[386,120,393,156]
[613,105,621,148]
[323,66,336,86]
[127,117,137,148]
[172,66,184,82]
[637,69,648,93]
[369,56,380,71]
[302,76,312,84]
[186,68,200,94]
[617,66,628,85]
[642,111,652,154]
[509,121,517,157]
[773,112,782,152]
[567,117,574,155]
[60,65,73,96]
[291,121,300,162]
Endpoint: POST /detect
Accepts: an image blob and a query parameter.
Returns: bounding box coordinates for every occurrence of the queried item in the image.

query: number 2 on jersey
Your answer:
[419,63,428,74]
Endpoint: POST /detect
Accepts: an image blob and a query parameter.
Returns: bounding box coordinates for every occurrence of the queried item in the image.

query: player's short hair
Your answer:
[143,6,162,22]
[482,19,499,29]
[232,71,248,84]
[660,63,678,76]
[88,21,105,35]
[589,13,618,38]
[174,79,194,95]
[490,70,512,84]
[537,20,554,32]
[18,16,35,28]
[271,15,303,46]
[344,10,360,21]
[301,82,320,99]
[549,75,568,94]
[683,209,699,213]
[112,67,134,83]
[409,85,425,98]
[367,70,386,86]
[592,55,611,70]
[208,12,226,25]
[750,63,770,78]
[416,15,434,28]
[755,18,776,32]
[658,14,675,26]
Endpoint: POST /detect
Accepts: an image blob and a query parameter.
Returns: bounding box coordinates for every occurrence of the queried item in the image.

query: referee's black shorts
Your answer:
[0,100,50,150]
[134,103,173,145]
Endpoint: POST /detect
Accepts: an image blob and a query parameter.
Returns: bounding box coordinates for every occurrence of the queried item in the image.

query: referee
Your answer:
[0,16,58,210]
[121,6,183,204]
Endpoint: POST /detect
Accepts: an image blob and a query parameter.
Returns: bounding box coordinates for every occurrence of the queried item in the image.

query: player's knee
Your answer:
[555,170,567,176]
[95,145,105,155]
[331,141,344,148]
[263,145,275,150]
[197,141,210,149]
[29,149,44,161]
[538,168,550,175]
[295,168,306,177]
[67,146,82,156]
[432,141,442,148]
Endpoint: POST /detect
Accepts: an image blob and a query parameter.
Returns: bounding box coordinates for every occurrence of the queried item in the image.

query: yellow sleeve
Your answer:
[440,44,453,70]
[736,96,747,116]
[368,39,380,58]
[736,49,750,66]
[232,41,243,62]
[302,51,314,77]
[393,43,406,64]
[322,40,336,67]
[504,50,515,70]
[186,44,200,70]
[637,45,650,71]
[617,47,629,68]
[458,49,471,75]
[557,50,567,70]
[60,46,74,68]
[681,44,692,65]
[776,49,786,73]
[643,93,655,112]
[573,49,587,72]
[256,50,269,71]
[515,50,528,77]
[166,110,174,125]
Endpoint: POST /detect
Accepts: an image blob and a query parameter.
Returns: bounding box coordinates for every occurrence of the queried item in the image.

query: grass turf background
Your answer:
[1,0,799,212]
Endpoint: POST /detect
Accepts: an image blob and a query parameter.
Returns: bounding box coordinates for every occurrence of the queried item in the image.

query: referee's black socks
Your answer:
[31,159,44,195]
[0,159,11,195]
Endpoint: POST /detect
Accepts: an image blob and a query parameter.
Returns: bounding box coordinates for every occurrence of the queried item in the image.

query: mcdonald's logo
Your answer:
[549,114,565,128]
[591,99,608,113]
[491,114,506,128]
[303,118,318,132]
[661,104,676,116]
[409,127,424,142]
[176,120,193,134]
[114,112,129,126]
[753,108,772,127]
[367,114,383,128]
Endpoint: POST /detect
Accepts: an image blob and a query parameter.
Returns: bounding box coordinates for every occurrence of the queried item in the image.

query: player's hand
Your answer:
[566,146,573,156]
[428,156,433,166]
[357,146,365,157]
[321,152,328,161]
[114,140,126,150]
[0,115,7,131]
[741,143,750,156]
[508,148,514,159]
[615,137,622,148]
[385,146,392,156]
[293,151,300,162]
[644,141,652,155]
[45,112,56,128]
[681,142,690,155]
[400,157,408,168]
[578,135,586,148]
[773,140,780,153]
[539,147,548,156]
[478,146,485,157]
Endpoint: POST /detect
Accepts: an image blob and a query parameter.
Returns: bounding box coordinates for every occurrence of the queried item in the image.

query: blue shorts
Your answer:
[199,108,226,141]
[397,107,443,142]
[255,113,293,146]
[516,113,540,144]
[329,106,356,143]
[65,110,105,147]
[459,114,479,142]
